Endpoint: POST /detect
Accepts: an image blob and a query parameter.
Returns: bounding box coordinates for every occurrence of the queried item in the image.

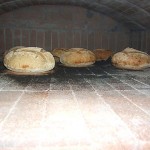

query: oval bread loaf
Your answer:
[51,48,69,62]
[60,48,96,67]
[93,49,112,61]
[112,47,150,70]
[4,47,55,73]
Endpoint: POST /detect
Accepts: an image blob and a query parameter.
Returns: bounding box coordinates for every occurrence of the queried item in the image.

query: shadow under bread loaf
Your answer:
[60,48,96,67]
[4,47,55,73]
[112,47,150,70]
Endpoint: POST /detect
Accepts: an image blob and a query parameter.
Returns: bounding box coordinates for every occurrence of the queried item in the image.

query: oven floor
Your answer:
[0,61,150,150]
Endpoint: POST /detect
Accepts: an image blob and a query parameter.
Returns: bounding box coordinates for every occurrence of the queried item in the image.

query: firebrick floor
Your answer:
[0,61,150,150]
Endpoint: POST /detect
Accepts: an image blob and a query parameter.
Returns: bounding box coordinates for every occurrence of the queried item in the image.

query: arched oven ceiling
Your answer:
[0,0,150,30]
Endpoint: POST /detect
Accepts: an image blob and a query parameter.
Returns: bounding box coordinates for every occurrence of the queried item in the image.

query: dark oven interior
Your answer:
[0,0,150,149]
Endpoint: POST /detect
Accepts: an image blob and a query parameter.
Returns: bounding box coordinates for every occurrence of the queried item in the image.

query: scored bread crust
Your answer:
[112,47,150,70]
[60,48,96,67]
[93,49,113,61]
[4,47,55,73]
[4,46,25,58]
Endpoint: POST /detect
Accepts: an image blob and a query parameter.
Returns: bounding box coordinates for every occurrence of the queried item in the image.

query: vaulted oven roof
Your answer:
[0,0,150,30]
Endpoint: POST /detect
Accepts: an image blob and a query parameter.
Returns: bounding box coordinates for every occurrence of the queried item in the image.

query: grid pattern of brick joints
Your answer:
[0,62,150,149]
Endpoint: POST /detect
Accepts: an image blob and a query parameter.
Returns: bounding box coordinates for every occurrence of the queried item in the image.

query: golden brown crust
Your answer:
[4,47,55,73]
[112,48,150,70]
[93,49,113,61]
[60,48,96,67]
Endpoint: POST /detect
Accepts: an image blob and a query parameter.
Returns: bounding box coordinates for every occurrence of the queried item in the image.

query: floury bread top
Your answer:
[112,47,150,70]
[4,47,55,73]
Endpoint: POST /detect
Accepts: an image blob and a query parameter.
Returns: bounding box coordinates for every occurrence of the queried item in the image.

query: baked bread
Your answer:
[4,47,55,73]
[60,48,96,67]
[93,49,112,61]
[51,48,69,62]
[112,47,150,70]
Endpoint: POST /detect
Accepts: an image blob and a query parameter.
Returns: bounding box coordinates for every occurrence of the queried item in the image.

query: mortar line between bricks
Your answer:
[103,79,150,118]
[84,77,139,148]
[103,70,150,97]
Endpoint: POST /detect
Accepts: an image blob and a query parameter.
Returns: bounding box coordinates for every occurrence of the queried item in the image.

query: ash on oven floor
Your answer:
[0,61,150,149]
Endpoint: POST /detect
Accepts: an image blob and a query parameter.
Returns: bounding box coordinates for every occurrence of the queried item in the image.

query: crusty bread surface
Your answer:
[112,47,150,70]
[60,48,96,67]
[51,48,69,62]
[93,49,113,61]
[4,47,55,72]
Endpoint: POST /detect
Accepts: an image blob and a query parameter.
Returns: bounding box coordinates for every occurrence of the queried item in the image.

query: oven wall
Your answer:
[130,30,150,54]
[0,5,148,56]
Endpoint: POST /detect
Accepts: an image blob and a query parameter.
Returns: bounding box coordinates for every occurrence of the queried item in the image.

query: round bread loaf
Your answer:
[4,47,55,73]
[51,48,69,62]
[112,47,150,70]
[93,49,112,61]
[60,48,96,67]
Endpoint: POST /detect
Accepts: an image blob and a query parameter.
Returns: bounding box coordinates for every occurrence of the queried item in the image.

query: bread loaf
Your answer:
[4,47,55,73]
[60,48,96,67]
[112,47,150,70]
[51,48,69,62]
[93,49,112,61]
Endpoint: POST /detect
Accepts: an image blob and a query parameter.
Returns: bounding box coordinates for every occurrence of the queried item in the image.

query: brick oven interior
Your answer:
[0,0,150,149]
